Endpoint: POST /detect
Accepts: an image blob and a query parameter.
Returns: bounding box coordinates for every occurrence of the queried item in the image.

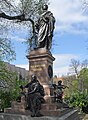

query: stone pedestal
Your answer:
[4,99,79,118]
[27,48,55,97]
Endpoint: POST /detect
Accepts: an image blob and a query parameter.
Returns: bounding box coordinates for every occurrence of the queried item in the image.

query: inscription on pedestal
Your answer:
[30,64,45,71]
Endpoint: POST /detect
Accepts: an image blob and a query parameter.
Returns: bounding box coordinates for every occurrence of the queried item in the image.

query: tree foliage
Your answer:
[0,0,49,50]
[0,0,49,111]
[78,68,88,92]
[63,59,88,97]
[0,38,16,61]
[0,78,28,111]
[0,61,17,89]
[68,59,88,92]
[65,92,88,113]
[0,61,28,111]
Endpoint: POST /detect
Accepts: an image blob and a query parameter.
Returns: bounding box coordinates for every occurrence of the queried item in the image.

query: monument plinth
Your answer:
[27,48,55,96]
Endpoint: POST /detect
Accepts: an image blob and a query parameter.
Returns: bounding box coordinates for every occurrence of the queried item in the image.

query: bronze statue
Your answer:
[53,80,68,103]
[35,4,55,50]
[23,75,45,117]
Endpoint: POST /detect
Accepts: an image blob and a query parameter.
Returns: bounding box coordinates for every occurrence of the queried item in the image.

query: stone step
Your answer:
[40,108,72,117]
[58,109,79,120]
[41,102,69,110]
[11,102,58,111]
[0,110,80,120]
[11,101,69,111]
[41,104,58,110]
[4,107,26,114]
[11,101,26,108]
[4,107,33,116]
[4,108,12,113]
[4,107,72,117]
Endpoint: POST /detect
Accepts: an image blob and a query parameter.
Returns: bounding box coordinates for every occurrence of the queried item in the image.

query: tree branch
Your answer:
[0,12,25,20]
[0,12,35,37]
[0,12,37,49]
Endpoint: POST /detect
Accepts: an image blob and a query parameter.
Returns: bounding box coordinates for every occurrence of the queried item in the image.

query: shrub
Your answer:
[64,92,88,113]
[0,80,28,111]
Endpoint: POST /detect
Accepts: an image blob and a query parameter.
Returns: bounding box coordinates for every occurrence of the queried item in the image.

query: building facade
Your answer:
[5,62,29,81]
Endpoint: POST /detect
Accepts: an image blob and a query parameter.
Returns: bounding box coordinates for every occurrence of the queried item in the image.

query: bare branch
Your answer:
[0,12,25,20]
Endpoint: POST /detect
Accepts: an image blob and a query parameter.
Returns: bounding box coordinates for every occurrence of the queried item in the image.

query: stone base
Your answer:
[1,109,80,120]
[44,96,54,103]
[4,105,76,117]
[4,98,79,118]
[43,84,54,96]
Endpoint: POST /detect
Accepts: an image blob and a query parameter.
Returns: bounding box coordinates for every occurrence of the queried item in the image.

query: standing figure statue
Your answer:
[22,75,45,117]
[53,80,68,103]
[35,4,55,50]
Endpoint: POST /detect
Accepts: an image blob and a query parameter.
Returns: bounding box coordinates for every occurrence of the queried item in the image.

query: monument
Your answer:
[3,4,80,120]
[27,4,55,102]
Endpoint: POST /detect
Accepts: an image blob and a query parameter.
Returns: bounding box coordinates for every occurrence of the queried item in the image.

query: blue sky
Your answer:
[4,0,88,76]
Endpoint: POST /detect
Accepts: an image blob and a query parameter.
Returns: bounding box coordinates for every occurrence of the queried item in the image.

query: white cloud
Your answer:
[53,54,79,76]
[49,0,88,34]
[8,34,26,42]
[15,64,29,70]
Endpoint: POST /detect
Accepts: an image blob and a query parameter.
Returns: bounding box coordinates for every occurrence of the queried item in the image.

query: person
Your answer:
[35,4,55,50]
[23,75,45,117]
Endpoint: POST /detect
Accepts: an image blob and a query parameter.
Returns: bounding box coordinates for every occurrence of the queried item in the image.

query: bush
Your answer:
[0,90,12,111]
[0,80,28,111]
[64,92,88,113]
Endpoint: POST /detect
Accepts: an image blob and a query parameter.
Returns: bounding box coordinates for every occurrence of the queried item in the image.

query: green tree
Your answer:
[0,77,28,111]
[0,0,49,110]
[0,61,28,111]
[68,59,88,92]
[78,68,88,93]
[0,61,17,89]
[63,59,88,97]
[63,75,78,97]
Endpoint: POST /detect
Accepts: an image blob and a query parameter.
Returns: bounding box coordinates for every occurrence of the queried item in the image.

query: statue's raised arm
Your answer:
[35,4,55,50]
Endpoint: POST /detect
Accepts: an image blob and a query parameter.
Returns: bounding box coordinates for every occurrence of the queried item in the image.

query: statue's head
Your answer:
[42,4,48,11]
[58,80,62,85]
[31,74,37,82]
